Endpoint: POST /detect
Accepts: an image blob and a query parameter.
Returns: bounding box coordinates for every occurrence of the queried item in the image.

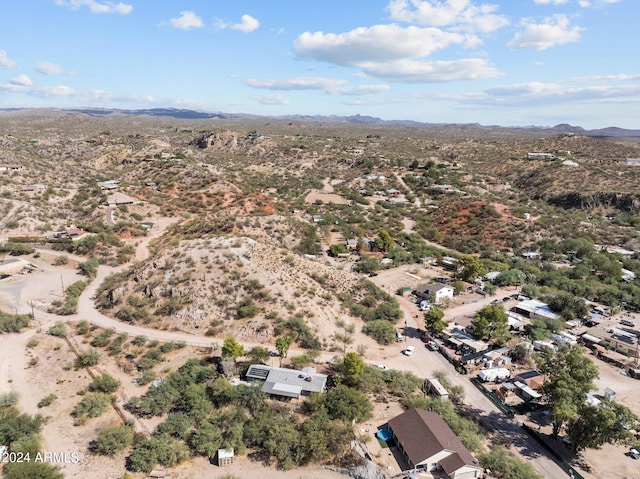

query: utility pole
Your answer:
[60,274,65,295]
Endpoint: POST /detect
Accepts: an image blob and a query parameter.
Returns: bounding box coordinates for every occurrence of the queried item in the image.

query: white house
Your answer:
[415,283,455,303]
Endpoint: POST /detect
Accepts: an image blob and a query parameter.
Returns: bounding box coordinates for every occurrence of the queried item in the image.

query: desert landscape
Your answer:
[1,110,640,479]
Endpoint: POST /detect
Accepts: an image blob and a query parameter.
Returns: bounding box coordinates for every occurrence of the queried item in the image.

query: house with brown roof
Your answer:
[387,408,482,478]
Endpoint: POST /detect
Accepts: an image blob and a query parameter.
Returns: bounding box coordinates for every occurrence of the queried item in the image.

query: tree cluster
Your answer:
[122,358,364,472]
[537,345,638,452]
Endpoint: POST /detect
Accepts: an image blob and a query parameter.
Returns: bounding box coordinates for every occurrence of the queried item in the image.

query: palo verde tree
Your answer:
[221,337,244,361]
[536,344,599,439]
[423,306,446,336]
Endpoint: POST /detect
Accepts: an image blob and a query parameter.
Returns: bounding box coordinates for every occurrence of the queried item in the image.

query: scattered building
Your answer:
[513,370,544,391]
[440,256,459,270]
[386,408,482,478]
[106,192,135,206]
[425,378,449,399]
[513,299,560,321]
[245,364,327,400]
[415,283,455,304]
[24,183,47,192]
[525,152,556,160]
[0,258,33,275]
[216,448,234,467]
[97,179,120,190]
[606,246,635,258]
[0,164,24,172]
[478,368,510,383]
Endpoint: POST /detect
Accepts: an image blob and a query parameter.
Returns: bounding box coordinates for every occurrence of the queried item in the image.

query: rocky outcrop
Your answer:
[191,129,238,150]
[544,192,640,212]
[336,461,389,479]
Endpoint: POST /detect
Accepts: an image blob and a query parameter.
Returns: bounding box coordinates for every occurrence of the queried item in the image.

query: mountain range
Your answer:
[1,107,639,139]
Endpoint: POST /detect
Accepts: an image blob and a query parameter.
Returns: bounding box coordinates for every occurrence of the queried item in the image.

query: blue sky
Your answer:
[0,0,637,129]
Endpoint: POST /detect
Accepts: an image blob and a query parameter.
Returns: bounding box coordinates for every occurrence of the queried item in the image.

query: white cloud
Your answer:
[0,83,77,98]
[10,74,32,86]
[485,82,640,104]
[247,77,348,91]
[231,14,260,33]
[36,61,73,75]
[570,73,640,82]
[251,94,290,105]
[293,23,502,83]
[580,0,622,6]
[334,84,391,95]
[387,0,509,33]
[536,0,623,7]
[246,76,391,96]
[0,82,156,104]
[294,24,465,66]
[168,11,203,30]
[54,0,133,14]
[508,14,583,51]
[359,58,502,82]
[0,50,16,68]
[438,79,640,108]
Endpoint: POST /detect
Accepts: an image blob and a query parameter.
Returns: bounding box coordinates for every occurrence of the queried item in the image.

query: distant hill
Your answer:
[1,107,639,138]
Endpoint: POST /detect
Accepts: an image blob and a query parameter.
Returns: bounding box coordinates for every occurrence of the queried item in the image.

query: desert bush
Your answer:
[48,321,68,338]
[37,394,57,408]
[88,373,121,394]
[72,392,113,421]
[92,424,135,455]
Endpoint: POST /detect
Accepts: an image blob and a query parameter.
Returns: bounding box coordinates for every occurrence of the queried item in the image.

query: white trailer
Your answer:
[478,368,510,383]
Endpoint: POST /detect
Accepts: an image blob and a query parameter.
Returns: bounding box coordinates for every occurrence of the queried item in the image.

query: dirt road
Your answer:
[0,222,574,479]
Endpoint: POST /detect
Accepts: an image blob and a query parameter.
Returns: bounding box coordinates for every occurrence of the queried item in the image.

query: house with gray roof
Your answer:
[415,283,455,304]
[245,364,327,400]
[387,408,482,478]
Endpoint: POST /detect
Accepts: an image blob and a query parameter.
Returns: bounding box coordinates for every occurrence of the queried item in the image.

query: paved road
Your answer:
[386,334,569,479]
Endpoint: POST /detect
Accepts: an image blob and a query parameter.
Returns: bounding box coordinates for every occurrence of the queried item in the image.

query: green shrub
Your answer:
[37,394,57,408]
[88,374,121,394]
[72,392,113,420]
[92,424,134,455]
[0,311,31,333]
[76,348,101,367]
[48,321,68,338]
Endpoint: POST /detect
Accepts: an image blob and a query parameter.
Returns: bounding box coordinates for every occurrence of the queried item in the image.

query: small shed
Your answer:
[604,388,616,401]
[398,287,412,297]
[217,448,234,466]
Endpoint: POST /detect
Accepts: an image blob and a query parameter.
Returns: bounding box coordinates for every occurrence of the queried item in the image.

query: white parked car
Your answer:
[403,346,415,356]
